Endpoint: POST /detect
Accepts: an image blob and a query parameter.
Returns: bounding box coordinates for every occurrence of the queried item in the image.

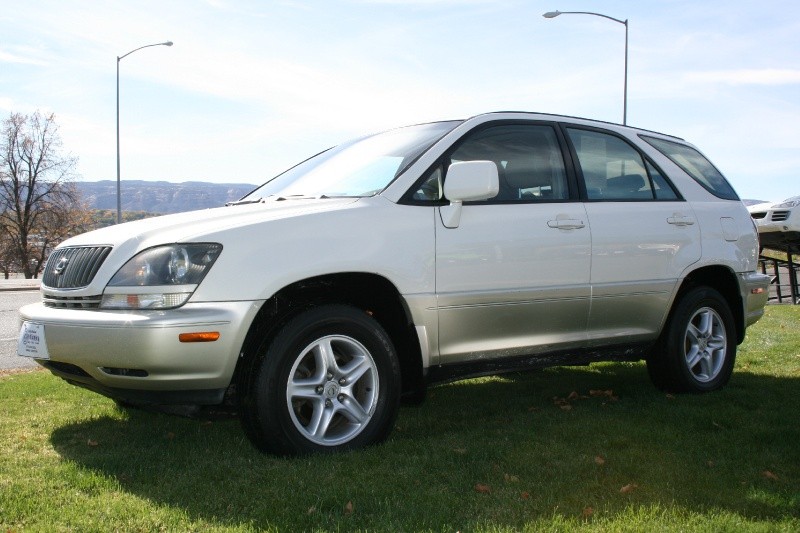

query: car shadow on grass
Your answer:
[49,362,800,531]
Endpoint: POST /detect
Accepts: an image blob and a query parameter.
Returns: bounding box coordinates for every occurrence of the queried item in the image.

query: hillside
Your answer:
[77,180,258,214]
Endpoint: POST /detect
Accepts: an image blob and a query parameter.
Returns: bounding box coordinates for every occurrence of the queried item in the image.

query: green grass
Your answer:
[2,306,799,532]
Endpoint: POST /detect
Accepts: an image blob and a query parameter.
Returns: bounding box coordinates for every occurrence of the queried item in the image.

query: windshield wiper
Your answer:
[226,195,275,206]
[275,194,330,201]
[228,194,332,205]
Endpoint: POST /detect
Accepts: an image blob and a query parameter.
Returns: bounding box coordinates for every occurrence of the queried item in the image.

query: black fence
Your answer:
[759,248,800,305]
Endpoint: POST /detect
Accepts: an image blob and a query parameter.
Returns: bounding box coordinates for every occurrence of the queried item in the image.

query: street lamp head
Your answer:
[163,41,174,47]
[543,11,561,18]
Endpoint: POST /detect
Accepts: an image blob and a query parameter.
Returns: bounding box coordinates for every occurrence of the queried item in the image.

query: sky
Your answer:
[1,0,799,202]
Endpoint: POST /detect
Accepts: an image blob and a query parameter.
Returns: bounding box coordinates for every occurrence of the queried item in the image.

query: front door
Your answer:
[434,123,592,364]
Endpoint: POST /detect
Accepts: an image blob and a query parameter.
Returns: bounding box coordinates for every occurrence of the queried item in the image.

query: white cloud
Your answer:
[685,69,800,86]
[0,47,49,66]
[0,96,14,113]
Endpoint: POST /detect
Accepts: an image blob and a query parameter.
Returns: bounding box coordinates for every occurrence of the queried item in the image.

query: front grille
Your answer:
[771,210,790,222]
[43,294,103,309]
[43,246,112,289]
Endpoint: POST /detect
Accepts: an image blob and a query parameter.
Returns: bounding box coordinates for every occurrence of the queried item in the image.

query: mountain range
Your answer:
[77,180,259,214]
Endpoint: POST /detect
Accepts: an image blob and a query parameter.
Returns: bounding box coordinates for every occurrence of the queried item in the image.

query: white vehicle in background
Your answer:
[747,196,800,251]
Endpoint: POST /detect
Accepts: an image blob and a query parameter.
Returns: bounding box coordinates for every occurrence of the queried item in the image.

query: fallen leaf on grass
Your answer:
[552,396,573,410]
[166,432,175,440]
[453,448,467,455]
[520,491,530,500]
[589,389,619,401]
[594,456,606,466]
[762,470,779,481]
[307,506,316,515]
[620,483,639,494]
[87,439,99,447]
[582,506,594,518]
[504,473,519,483]
[474,483,491,494]
[568,391,580,401]
[344,501,354,515]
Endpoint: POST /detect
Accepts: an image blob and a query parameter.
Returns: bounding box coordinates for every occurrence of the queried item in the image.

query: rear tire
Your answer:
[239,304,401,455]
[647,286,736,393]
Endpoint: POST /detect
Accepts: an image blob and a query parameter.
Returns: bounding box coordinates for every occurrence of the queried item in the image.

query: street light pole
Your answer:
[116,41,173,224]
[543,10,628,125]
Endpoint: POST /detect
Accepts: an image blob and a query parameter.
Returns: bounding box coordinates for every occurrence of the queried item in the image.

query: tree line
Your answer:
[0,111,119,279]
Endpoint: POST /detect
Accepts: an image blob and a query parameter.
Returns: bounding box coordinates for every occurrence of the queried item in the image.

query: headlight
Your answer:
[774,200,800,209]
[101,243,222,310]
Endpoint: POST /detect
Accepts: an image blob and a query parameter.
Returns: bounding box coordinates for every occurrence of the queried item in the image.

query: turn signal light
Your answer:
[179,332,220,343]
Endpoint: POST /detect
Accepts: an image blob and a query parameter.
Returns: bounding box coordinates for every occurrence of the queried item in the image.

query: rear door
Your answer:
[564,126,701,345]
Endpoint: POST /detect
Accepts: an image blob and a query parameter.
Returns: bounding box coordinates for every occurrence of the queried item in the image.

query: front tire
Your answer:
[648,286,737,393]
[239,305,401,455]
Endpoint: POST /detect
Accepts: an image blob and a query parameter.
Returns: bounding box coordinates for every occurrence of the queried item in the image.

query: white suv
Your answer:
[19,112,769,455]
[747,196,800,251]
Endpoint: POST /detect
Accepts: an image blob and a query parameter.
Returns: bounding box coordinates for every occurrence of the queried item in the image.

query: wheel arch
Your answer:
[677,265,745,344]
[232,272,425,403]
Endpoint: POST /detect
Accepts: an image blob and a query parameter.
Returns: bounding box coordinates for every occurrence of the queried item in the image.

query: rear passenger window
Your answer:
[647,161,679,200]
[641,135,738,201]
[567,128,678,201]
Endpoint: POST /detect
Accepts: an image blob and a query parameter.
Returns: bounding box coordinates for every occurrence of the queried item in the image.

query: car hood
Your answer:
[60,197,361,250]
[746,201,778,213]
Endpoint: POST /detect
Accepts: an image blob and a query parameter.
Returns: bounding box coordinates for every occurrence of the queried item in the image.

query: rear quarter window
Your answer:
[641,135,739,200]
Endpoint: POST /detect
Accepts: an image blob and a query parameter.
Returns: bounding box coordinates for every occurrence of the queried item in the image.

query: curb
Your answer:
[0,283,41,292]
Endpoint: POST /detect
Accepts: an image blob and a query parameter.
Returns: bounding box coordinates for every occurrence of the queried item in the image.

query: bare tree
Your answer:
[0,111,84,278]
[0,225,17,279]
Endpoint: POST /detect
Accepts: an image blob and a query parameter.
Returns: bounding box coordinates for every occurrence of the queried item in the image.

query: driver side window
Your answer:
[449,124,569,202]
[410,124,569,203]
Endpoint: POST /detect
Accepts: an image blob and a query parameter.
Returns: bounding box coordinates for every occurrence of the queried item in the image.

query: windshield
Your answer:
[240,121,461,201]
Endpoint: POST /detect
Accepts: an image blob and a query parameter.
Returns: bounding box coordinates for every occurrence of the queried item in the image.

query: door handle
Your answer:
[667,215,695,226]
[547,219,586,230]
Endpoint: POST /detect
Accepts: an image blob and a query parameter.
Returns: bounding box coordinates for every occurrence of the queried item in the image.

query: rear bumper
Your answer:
[739,271,770,328]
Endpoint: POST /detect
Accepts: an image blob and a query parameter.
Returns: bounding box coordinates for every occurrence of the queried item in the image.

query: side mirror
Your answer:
[440,161,499,228]
[443,160,499,202]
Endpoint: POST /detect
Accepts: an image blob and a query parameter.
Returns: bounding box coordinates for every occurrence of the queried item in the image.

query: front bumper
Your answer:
[18,300,261,404]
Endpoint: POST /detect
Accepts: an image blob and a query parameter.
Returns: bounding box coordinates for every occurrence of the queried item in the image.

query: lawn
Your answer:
[1,306,799,532]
